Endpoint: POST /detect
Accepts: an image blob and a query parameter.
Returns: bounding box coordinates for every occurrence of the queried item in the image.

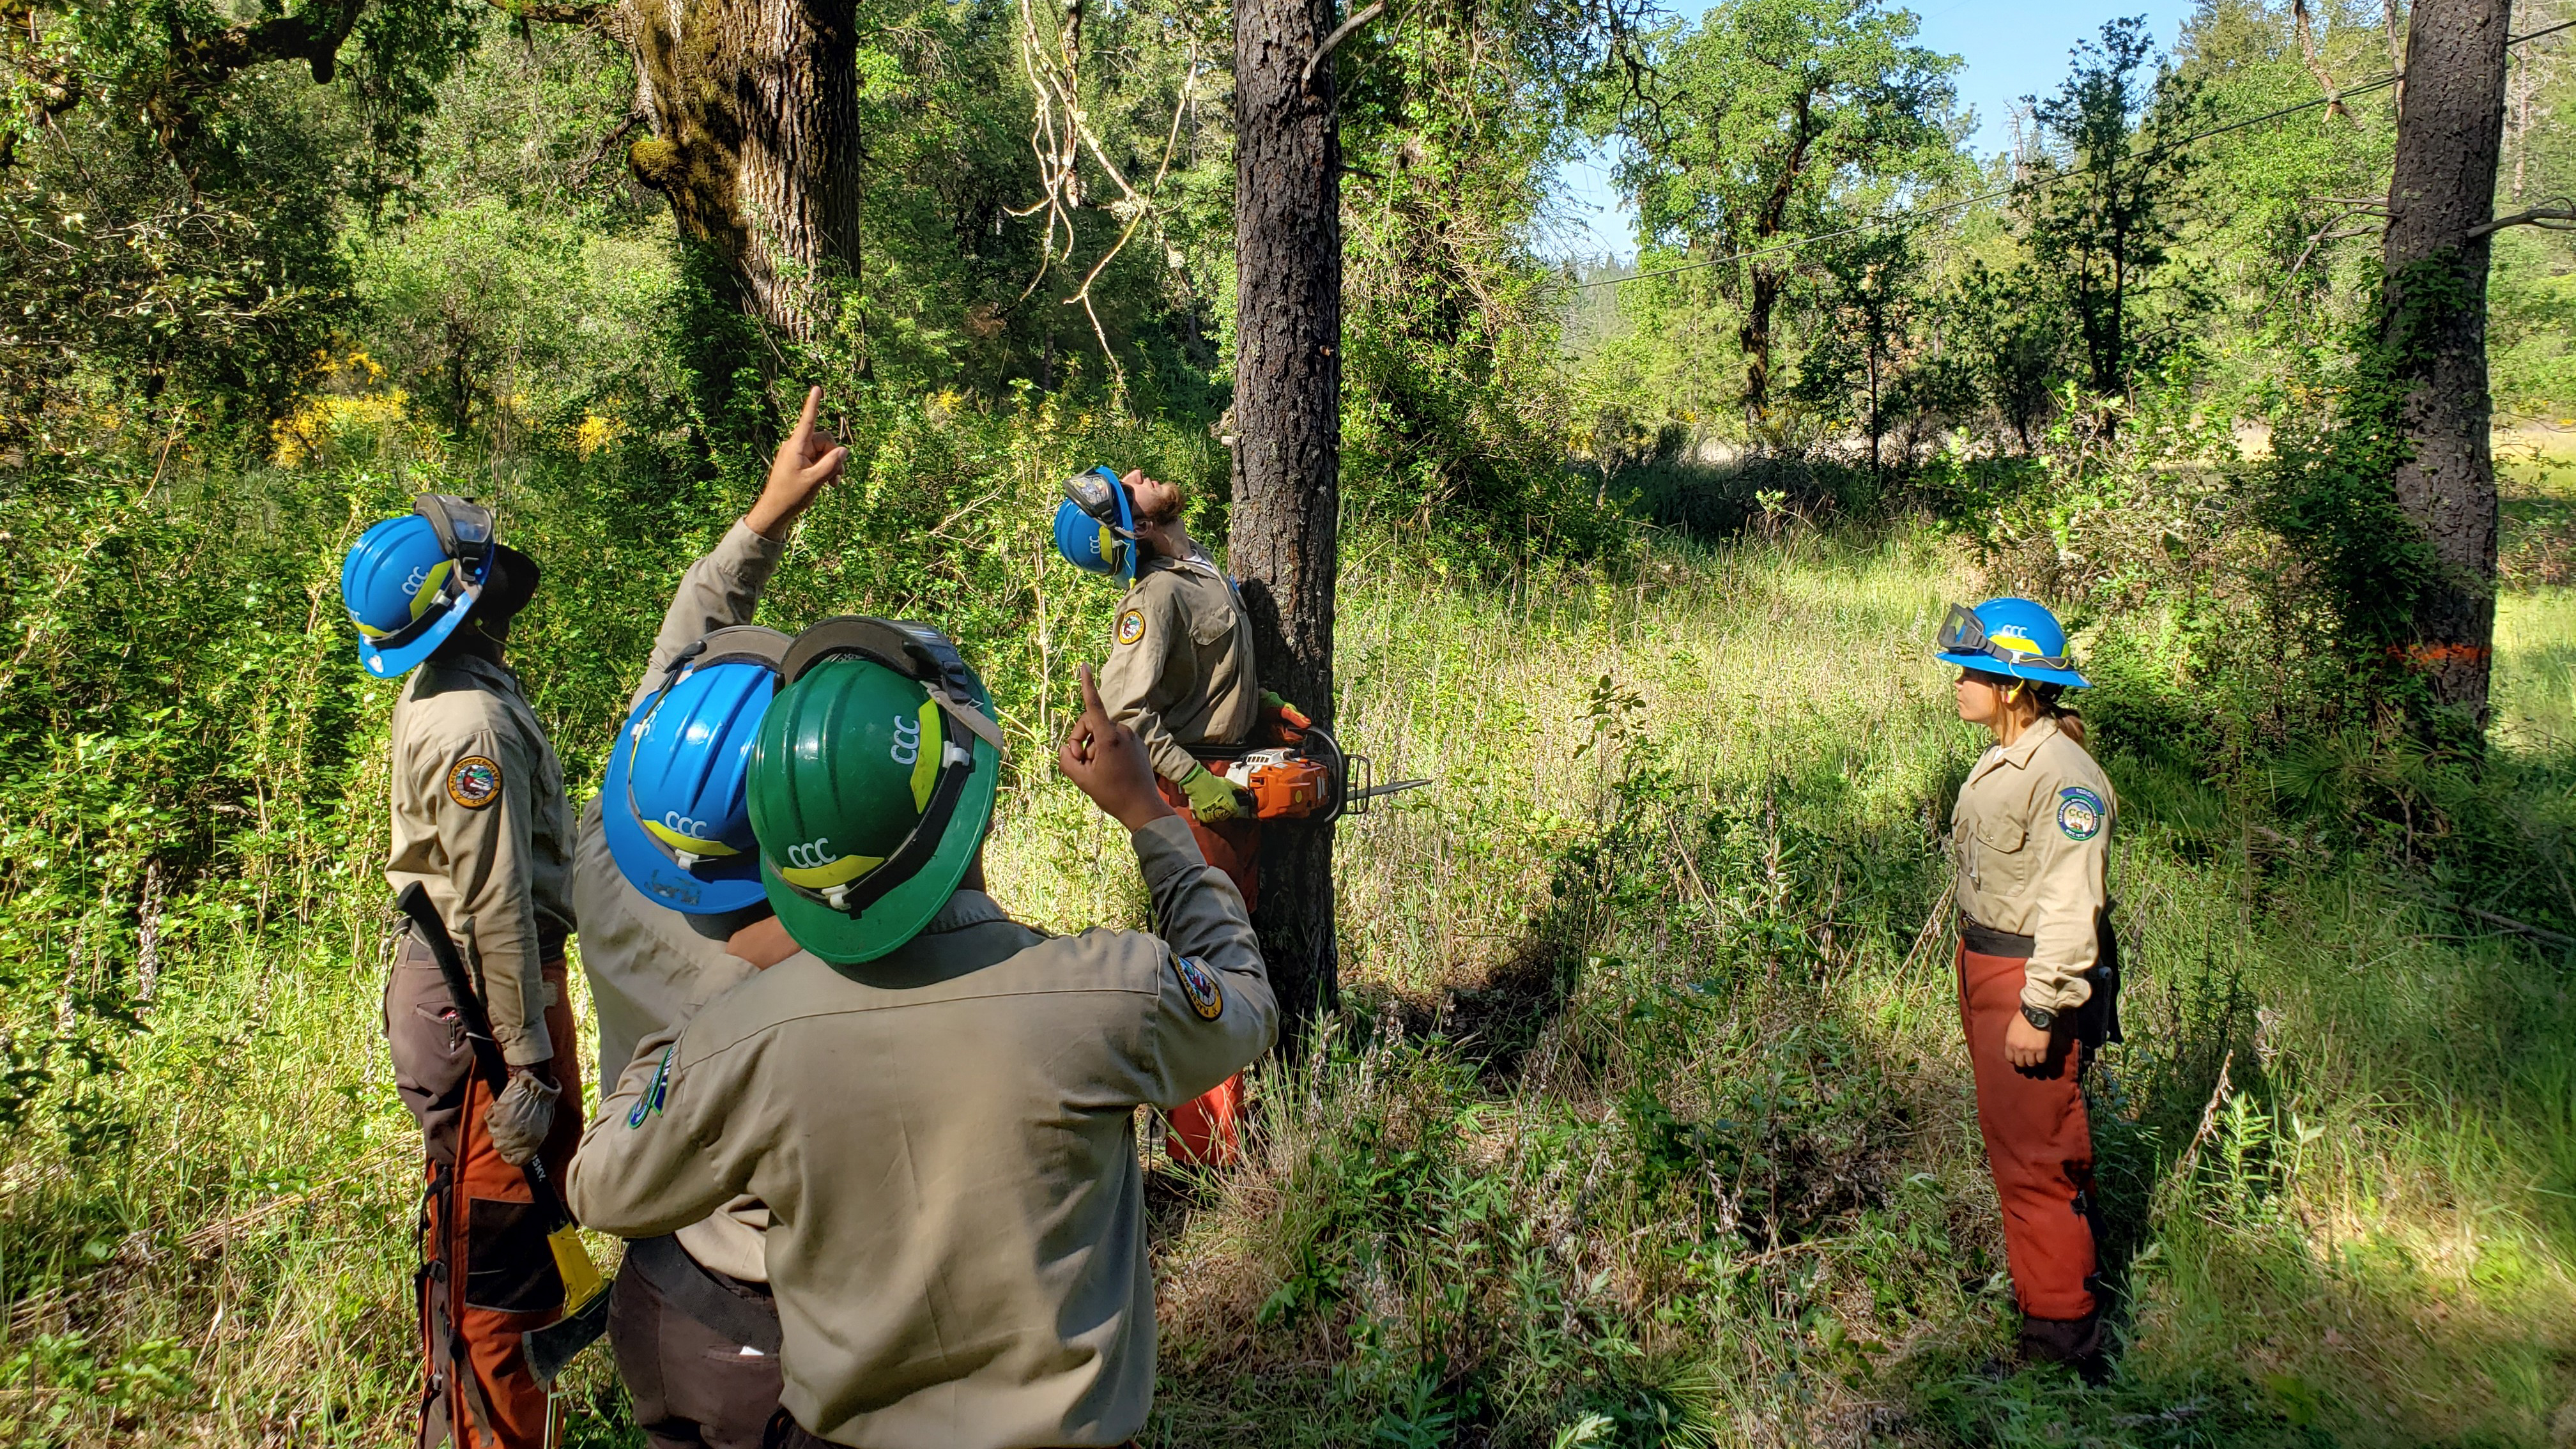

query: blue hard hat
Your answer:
[601,626,792,916]
[1933,596,2090,688]
[1052,466,1137,583]
[340,495,497,678]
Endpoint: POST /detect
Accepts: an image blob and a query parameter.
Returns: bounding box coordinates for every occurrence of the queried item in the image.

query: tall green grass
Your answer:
[1,498,2570,1445]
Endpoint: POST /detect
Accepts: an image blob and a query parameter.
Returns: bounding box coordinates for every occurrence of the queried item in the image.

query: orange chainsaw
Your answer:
[1207,721,1430,823]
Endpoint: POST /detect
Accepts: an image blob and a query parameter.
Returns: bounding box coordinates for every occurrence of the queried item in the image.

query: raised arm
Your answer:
[631,385,851,705]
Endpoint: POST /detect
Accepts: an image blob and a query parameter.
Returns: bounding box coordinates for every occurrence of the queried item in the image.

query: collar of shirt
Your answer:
[922,889,1010,935]
[433,649,529,702]
[1968,713,2061,786]
[1144,549,1222,583]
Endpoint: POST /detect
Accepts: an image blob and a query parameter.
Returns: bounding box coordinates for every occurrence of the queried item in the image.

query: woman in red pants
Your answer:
[1933,596,2119,1379]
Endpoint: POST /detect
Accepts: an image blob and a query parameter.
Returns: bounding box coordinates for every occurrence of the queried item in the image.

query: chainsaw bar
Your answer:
[1347,777,1432,804]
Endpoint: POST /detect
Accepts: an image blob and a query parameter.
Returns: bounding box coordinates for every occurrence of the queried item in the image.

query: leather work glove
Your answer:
[1178,763,1255,824]
[486,1070,561,1167]
[1259,690,1312,730]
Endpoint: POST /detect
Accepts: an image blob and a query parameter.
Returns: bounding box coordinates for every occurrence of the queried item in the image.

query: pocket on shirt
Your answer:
[1187,601,1236,647]
[1971,815,2035,897]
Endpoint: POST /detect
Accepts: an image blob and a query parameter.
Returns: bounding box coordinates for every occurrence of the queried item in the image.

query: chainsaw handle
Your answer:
[1305,724,1349,827]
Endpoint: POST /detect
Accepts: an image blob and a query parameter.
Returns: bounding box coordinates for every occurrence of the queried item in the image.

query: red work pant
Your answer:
[1956,943,2099,1322]
[387,938,584,1449]
[1158,775,1260,1168]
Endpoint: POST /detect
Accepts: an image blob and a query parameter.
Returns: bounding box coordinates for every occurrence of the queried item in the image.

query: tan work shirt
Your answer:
[1098,549,1259,783]
[387,652,574,1067]
[574,518,786,1280]
[567,817,1275,1449]
[1951,714,2116,1014]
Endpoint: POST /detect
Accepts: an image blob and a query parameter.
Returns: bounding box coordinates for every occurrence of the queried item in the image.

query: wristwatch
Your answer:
[2020,1004,2057,1032]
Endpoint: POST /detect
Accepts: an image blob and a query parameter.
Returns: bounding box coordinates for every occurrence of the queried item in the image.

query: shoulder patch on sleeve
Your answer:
[1116,607,1147,647]
[2056,785,2106,841]
[1172,955,1225,1020]
[446,755,503,810]
[626,1047,673,1128]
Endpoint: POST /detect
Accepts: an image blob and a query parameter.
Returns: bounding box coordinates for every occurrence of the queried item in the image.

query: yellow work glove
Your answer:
[1178,763,1255,823]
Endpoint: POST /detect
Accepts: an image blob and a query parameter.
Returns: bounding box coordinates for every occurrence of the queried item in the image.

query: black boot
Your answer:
[2020,1312,2110,1385]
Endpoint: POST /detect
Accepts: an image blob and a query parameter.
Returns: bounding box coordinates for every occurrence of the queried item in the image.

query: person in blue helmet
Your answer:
[343,492,574,1448]
[1934,595,2122,1382]
[1055,466,1282,1167]
[573,385,848,1449]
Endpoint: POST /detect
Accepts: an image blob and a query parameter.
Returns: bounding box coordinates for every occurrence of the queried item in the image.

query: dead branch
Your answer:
[2465,905,2576,949]
[2291,0,2351,119]
[1302,1,1386,93]
[2467,202,2576,239]
[573,107,647,188]
[1894,880,1957,979]
[2382,0,2406,115]
[2287,195,2395,279]
[2168,1050,2235,1184]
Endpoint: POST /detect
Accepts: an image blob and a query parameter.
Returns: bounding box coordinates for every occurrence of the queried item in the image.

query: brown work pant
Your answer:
[609,1252,783,1449]
[387,936,583,1449]
[1956,942,2100,1323]
[1158,776,1259,1168]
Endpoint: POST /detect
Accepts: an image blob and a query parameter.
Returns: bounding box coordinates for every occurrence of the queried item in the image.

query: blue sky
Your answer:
[1543,0,2203,261]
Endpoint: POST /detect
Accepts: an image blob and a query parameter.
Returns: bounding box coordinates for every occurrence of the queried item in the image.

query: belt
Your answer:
[624,1233,782,1354]
[1959,913,2035,959]
[399,919,570,962]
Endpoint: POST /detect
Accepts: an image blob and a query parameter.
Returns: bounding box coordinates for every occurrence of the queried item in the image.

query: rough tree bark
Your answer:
[2379,0,2509,729]
[616,0,866,335]
[1230,0,1342,1029]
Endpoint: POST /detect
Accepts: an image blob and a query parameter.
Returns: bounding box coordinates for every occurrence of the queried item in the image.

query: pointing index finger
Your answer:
[791,385,821,446]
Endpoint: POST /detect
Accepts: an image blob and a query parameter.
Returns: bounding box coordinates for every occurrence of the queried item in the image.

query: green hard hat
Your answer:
[746,617,1005,964]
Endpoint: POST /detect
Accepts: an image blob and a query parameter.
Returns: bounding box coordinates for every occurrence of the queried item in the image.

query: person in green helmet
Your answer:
[566,630,1275,1449]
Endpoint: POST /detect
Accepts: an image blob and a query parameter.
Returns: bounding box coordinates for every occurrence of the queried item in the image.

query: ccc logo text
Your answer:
[890,715,922,765]
[663,811,712,839]
[786,838,838,870]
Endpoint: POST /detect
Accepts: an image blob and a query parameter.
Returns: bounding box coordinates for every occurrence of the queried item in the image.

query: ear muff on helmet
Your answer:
[778,616,1008,759]
[1051,466,1138,583]
[748,617,1005,965]
[603,626,793,916]
[341,494,503,678]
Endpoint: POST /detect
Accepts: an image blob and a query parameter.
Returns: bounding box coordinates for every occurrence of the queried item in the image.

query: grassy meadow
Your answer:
[1,489,2569,1447]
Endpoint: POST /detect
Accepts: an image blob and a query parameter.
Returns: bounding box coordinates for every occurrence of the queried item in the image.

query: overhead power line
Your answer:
[1572,15,2576,293]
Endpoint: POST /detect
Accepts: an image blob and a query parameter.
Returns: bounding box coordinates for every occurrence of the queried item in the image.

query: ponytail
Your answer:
[2030,681,2087,751]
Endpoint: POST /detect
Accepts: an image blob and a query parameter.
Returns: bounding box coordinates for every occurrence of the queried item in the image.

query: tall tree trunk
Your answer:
[1230,0,1342,1031]
[2380,0,2508,730]
[1741,264,1779,420]
[620,0,864,335]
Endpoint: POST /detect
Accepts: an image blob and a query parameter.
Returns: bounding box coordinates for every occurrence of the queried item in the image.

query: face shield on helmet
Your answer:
[747,617,1008,965]
[601,626,792,916]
